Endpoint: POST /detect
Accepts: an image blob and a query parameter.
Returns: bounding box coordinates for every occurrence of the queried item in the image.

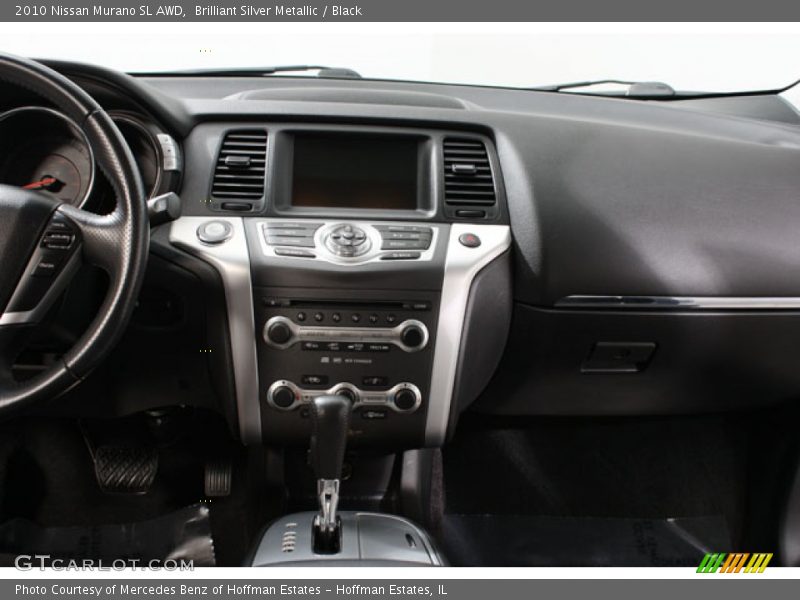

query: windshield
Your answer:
[2,23,799,99]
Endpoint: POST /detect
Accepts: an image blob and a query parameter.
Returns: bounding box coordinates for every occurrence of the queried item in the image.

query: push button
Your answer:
[41,232,74,249]
[32,259,60,277]
[381,239,432,251]
[458,233,481,248]
[266,236,316,248]
[274,247,315,258]
[361,409,388,420]
[380,251,421,260]
[197,220,232,244]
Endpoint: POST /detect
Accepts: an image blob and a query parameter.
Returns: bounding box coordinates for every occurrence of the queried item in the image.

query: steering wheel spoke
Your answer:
[0,187,80,328]
[57,204,125,273]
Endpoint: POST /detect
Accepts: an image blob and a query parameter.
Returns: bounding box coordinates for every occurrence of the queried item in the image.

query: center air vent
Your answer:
[442,137,496,218]
[211,130,267,207]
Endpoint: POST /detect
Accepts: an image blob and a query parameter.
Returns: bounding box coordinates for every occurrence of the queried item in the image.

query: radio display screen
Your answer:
[291,134,419,210]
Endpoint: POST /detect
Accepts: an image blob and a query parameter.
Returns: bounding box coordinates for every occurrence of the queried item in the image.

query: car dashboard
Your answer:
[5,60,800,448]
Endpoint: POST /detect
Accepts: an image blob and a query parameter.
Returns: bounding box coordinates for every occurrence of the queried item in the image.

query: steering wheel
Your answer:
[0,53,148,414]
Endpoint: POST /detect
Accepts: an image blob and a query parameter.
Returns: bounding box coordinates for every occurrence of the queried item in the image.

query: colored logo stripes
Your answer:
[697,553,773,573]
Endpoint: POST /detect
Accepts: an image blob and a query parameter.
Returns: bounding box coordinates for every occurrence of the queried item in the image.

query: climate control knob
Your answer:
[265,318,293,346]
[271,384,296,409]
[332,384,359,404]
[390,384,421,412]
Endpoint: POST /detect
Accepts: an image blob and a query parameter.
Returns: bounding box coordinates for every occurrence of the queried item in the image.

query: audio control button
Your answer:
[400,324,425,349]
[302,375,329,386]
[266,320,293,345]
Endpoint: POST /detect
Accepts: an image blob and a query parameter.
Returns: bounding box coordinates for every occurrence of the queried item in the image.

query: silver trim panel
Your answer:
[426,223,512,446]
[257,219,440,266]
[250,511,443,566]
[262,315,429,352]
[169,217,261,444]
[557,295,800,310]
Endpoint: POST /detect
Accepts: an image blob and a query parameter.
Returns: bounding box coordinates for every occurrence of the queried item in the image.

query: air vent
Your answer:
[211,130,267,201]
[443,138,496,210]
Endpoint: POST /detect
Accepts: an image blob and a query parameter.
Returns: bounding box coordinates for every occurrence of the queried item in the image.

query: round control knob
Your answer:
[266,320,293,345]
[272,385,296,409]
[400,324,426,349]
[393,388,419,412]
[197,220,232,245]
[336,387,358,404]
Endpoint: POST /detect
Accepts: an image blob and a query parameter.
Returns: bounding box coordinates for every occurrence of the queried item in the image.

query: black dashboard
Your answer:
[5,59,800,447]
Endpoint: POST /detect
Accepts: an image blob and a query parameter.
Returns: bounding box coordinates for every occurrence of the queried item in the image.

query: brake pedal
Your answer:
[94,446,158,494]
[204,460,232,497]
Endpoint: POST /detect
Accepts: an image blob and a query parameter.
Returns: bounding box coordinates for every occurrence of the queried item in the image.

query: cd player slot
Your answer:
[262,297,432,311]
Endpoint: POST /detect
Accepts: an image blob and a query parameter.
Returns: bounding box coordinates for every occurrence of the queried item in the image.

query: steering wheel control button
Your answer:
[458,232,482,248]
[32,259,60,278]
[197,220,233,244]
[41,232,74,249]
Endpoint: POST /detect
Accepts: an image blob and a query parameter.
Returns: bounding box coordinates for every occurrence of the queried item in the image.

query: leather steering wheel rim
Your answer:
[0,52,149,413]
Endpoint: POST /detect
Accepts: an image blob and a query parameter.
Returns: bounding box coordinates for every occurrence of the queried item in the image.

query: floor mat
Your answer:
[441,514,731,567]
[0,503,215,567]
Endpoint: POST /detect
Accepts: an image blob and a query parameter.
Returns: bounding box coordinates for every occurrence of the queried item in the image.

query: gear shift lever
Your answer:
[309,394,352,554]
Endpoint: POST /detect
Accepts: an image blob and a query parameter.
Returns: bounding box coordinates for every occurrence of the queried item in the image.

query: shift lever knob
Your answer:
[310,394,352,481]
[309,394,352,554]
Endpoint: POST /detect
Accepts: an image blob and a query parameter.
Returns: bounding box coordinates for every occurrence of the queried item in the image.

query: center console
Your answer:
[169,122,513,565]
[170,124,512,450]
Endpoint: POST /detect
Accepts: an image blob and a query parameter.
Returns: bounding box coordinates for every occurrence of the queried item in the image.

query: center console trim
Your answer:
[169,216,261,444]
[425,223,512,446]
[257,219,440,266]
